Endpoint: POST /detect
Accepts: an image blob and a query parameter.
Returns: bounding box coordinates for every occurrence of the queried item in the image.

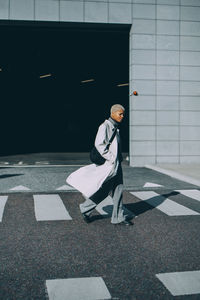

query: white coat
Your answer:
[66,119,120,198]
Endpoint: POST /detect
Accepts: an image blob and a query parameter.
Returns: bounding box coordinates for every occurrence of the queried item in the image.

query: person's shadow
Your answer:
[0,174,22,179]
[89,191,179,222]
[124,191,180,219]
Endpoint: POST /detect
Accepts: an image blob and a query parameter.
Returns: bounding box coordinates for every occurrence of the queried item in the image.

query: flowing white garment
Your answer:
[66,120,119,198]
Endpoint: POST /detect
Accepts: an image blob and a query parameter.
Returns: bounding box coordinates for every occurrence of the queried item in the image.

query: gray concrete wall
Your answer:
[130,0,200,166]
[0,0,200,166]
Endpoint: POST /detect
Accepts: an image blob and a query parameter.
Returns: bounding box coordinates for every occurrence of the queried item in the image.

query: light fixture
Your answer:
[117,83,129,87]
[0,68,2,72]
[39,73,52,79]
[81,79,95,83]
[130,91,138,96]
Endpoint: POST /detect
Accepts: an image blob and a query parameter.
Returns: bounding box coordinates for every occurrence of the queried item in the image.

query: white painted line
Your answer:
[56,185,75,191]
[46,277,111,300]
[143,182,163,188]
[156,270,200,296]
[176,189,200,202]
[96,196,113,215]
[33,194,72,221]
[130,191,199,216]
[146,165,200,187]
[10,185,31,191]
[0,196,8,222]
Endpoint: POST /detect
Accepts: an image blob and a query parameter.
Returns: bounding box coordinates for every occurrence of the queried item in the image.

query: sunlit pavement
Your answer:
[0,161,200,299]
[0,163,199,194]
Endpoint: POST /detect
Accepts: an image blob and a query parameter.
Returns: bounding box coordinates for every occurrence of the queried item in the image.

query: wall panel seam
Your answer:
[83,0,85,22]
[131,64,179,66]
[132,33,200,37]
[130,154,180,157]
[58,0,60,22]
[181,20,200,23]
[34,0,37,20]
[131,18,181,21]
[107,0,109,23]
[180,65,200,67]
[131,125,200,127]
[180,80,200,82]
[131,109,180,111]
[178,0,181,163]
[8,0,10,19]
[132,79,200,82]
[181,5,200,8]
[131,140,180,142]
[154,0,157,163]
[179,50,200,52]
[131,48,182,51]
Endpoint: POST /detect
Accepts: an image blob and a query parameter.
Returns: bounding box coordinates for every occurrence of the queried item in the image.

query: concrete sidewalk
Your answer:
[0,163,199,194]
[0,152,199,187]
[146,164,200,187]
[0,153,199,192]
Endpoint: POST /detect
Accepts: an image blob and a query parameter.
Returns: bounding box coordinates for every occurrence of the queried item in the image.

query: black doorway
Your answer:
[0,21,130,156]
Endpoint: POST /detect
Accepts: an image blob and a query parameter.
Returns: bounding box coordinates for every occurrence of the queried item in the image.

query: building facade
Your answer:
[0,0,200,166]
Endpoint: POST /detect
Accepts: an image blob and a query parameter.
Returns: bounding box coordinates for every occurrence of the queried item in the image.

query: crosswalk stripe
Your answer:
[56,185,75,191]
[0,196,8,222]
[46,277,112,300]
[96,196,113,215]
[130,191,199,216]
[176,189,200,202]
[156,270,200,296]
[10,185,30,191]
[33,195,72,221]
[143,182,163,188]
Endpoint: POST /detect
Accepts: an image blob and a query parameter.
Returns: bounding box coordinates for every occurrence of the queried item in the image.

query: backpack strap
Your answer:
[104,127,118,151]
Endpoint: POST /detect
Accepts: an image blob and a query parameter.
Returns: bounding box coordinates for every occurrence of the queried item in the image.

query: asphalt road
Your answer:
[1,186,200,299]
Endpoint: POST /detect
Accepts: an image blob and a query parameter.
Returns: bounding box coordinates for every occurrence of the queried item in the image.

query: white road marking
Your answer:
[46,277,111,300]
[156,270,200,296]
[33,194,72,221]
[96,196,113,215]
[176,189,200,202]
[0,196,8,222]
[56,185,75,191]
[130,191,199,216]
[10,185,31,191]
[143,182,163,188]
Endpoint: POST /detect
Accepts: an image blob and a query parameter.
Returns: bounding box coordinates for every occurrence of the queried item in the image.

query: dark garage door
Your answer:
[0,21,130,156]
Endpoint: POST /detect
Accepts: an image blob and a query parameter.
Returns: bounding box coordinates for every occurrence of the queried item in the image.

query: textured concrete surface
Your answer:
[157,164,200,182]
[0,161,200,299]
[0,190,200,299]
[0,164,199,194]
